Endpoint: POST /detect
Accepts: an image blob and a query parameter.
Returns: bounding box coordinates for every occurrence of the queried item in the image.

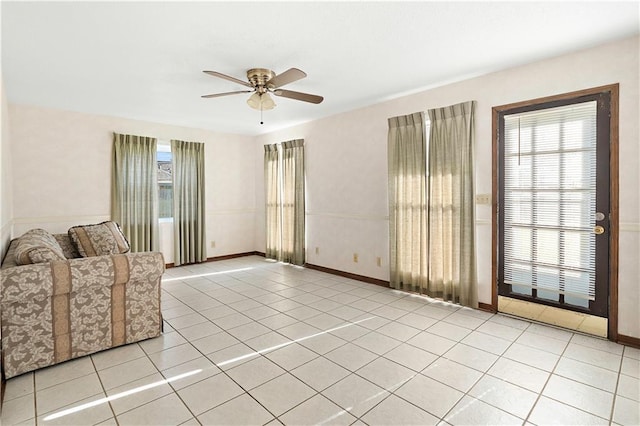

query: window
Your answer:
[264,140,306,265]
[157,145,173,219]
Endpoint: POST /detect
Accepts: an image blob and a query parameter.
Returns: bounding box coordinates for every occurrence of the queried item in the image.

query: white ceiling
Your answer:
[2,1,638,136]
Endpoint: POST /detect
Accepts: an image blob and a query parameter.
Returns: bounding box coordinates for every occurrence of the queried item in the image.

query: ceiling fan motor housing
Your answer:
[247,68,276,92]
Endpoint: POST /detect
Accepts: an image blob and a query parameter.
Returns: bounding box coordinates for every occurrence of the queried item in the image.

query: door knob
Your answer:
[593,225,605,235]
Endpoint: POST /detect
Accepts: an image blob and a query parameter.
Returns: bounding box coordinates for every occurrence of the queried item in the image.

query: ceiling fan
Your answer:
[201,68,324,116]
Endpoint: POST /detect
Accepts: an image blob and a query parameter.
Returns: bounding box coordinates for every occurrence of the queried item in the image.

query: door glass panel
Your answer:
[499,100,606,316]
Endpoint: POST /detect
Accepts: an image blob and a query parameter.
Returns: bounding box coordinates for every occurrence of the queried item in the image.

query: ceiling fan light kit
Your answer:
[202,67,323,124]
[247,92,276,111]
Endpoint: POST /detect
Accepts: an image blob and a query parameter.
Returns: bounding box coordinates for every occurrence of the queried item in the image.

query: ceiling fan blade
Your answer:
[273,89,323,104]
[201,90,252,99]
[203,70,253,88]
[267,68,307,89]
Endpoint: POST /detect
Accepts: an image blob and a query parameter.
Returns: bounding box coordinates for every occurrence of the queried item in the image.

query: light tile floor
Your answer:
[2,256,639,425]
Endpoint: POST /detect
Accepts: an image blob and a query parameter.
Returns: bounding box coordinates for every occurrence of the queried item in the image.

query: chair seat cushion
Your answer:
[69,221,131,257]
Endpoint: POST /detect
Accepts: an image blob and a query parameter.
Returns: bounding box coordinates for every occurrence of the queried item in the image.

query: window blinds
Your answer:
[503,101,597,305]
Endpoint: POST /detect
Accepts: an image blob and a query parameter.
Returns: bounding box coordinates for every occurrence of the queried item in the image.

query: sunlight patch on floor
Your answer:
[498,296,607,338]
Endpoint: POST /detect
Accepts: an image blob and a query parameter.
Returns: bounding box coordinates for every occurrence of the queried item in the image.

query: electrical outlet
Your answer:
[376,256,382,267]
[476,194,491,205]
[353,253,358,263]
[211,241,216,248]
[315,247,319,255]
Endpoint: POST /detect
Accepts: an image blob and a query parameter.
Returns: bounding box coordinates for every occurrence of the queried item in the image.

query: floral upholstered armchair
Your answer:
[0,222,164,379]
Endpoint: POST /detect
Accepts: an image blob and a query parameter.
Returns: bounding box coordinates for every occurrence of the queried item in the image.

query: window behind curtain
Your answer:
[264,140,305,266]
[157,145,173,219]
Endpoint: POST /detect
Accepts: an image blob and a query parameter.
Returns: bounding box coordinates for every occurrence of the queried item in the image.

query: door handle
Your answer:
[593,225,605,235]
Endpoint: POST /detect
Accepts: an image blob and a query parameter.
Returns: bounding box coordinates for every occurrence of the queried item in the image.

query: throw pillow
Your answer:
[15,228,67,265]
[68,221,131,257]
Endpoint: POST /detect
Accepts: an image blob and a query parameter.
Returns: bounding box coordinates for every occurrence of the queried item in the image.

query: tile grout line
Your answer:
[158,316,263,424]
[435,312,530,424]
[91,347,124,425]
[608,347,626,425]
[357,308,490,422]
[163,292,288,424]
[33,372,38,426]
[346,310,499,422]
[522,332,617,424]
[111,343,202,424]
[521,324,568,425]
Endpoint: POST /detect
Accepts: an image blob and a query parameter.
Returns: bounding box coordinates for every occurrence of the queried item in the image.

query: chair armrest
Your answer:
[1,252,165,304]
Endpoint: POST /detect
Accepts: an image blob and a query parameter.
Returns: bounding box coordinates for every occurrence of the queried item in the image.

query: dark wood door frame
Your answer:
[491,84,619,341]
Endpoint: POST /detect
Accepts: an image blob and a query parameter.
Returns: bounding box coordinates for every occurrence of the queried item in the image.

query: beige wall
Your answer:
[0,76,8,399]
[1,76,14,259]
[255,35,640,338]
[8,105,256,263]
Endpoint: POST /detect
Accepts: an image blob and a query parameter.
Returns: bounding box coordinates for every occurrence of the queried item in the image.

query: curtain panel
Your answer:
[111,133,159,252]
[264,144,281,260]
[387,112,428,293]
[281,139,306,266]
[171,139,207,266]
[427,101,477,307]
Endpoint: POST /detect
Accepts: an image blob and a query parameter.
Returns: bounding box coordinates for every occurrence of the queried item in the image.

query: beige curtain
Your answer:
[264,144,281,260]
[281,139,305,266]
[427,101,477,307]
[388,112,428,293]
[111,133,159,252]
[171,140,207,266]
